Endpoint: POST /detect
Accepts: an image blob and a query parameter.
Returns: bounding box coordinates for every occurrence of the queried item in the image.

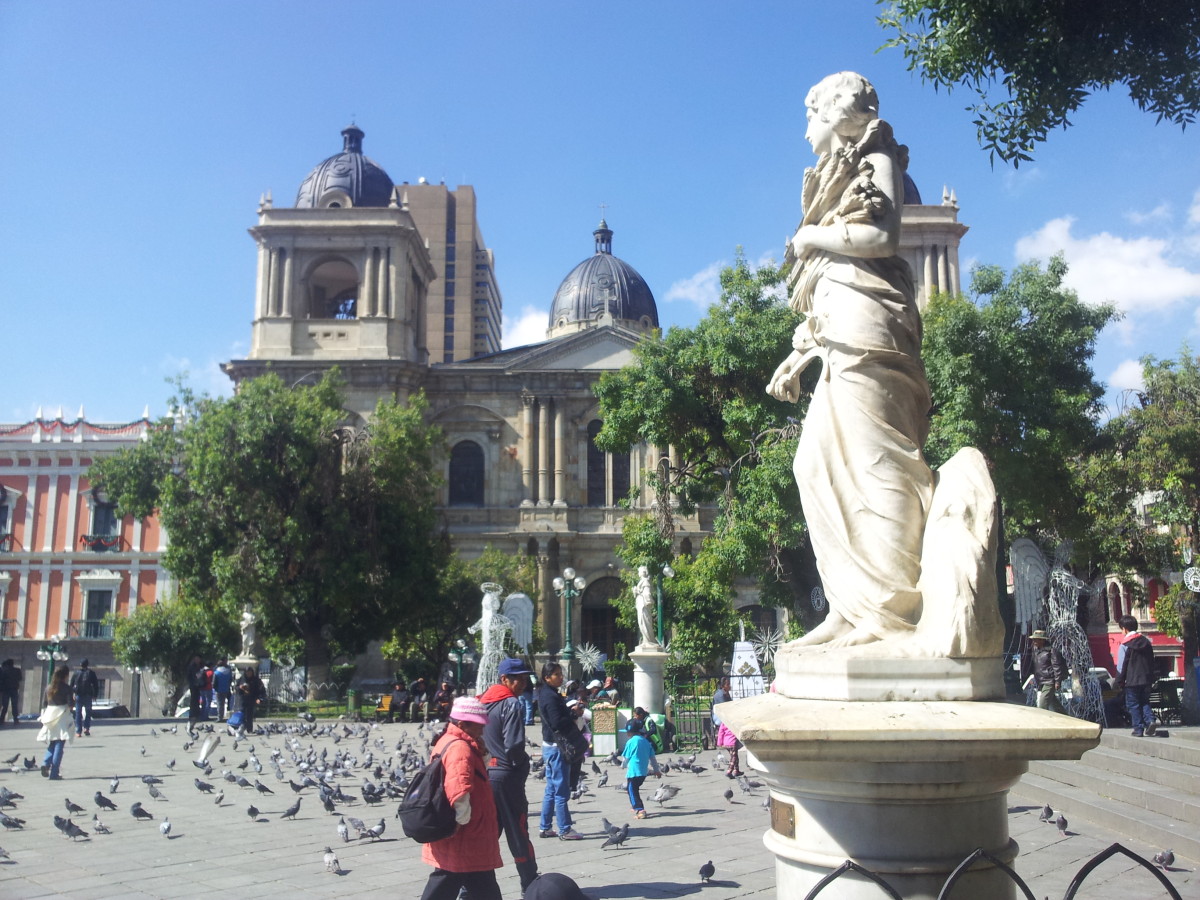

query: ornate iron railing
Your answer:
[65,619,113,640]
[0,620,18,638]
[0,533,15,552]
[80,534,124,552]
[802,843,1182,900]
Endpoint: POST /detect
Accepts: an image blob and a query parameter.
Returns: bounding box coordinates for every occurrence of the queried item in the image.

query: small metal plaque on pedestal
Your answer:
[769,796,795,839]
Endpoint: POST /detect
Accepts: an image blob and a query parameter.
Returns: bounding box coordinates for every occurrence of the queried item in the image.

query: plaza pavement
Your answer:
[0,718,1192,899]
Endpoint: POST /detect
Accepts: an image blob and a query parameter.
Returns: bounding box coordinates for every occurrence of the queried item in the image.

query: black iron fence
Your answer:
[803,843,1181,900]
[667,674,766,750]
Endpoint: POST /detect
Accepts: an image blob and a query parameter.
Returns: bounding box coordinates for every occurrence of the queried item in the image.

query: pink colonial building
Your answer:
[0,411,167,716]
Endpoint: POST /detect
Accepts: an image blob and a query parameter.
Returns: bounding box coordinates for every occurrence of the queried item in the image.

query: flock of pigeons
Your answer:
[0,719,755,889]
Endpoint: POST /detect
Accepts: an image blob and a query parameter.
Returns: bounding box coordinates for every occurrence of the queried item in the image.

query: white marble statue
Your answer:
[767,72,1001,659]
[468,582,514,690]
[634,565,657,648]
[239,603,257,659]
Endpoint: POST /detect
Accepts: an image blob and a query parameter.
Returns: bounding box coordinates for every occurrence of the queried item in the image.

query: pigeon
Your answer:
[213,791,224,806]
[65,798,85,815]
[1055,814,1068,835]
[141,775,163,785]
[281,798,301,820]
[0,814,25,830]
[1153,849,1175,869]
[364,818,386,840]
[147,785,166,801]
[596,770,609,789]
[130,802,154,821]
[247,804,260,821]
[601,823,629,848]
[194,779,214,793]
[337,817,349,842]
[601,817,618,836]
[0,845,8,858]
[723,788,734,803]
[61,818,89,841]
[0,753,17,765]
[165,759,175,770]
[1038,803,1053,822]
[652,783,680,806]
[21,757,35,771]
[323,846,342,873]
[91,814,111,835]
[159,818,171,837]
[110,776,120,793]
[139,746,146,756]
[254,779,274,795]
[699,860,715,883]
[94,791,118,811]
[590,760,602,775]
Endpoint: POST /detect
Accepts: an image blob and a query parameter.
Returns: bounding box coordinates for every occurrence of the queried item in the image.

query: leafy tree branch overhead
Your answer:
[878,0,1200,163]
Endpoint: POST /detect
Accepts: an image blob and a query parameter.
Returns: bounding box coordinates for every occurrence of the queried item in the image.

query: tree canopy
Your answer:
[1080,349,1200,721]
[878,0,1200,163]
[90,372,445,693]
[923,255,1118,543]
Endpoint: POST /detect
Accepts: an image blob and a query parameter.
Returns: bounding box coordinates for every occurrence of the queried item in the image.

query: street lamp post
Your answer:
[553,567,587,673]
[35,635,69,694]
[448,639,477,689]
[654,564,675,647]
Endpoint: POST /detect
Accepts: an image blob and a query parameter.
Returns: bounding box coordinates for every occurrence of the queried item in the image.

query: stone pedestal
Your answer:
[629,646,669,715]
[719,693,1099,899]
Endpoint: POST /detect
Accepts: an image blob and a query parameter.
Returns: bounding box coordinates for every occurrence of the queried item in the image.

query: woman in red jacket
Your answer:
[420,696,503,900]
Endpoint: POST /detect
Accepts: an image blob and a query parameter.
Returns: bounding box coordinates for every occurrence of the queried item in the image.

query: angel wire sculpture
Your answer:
[468,584,535,691]
[1010,538,1104,725]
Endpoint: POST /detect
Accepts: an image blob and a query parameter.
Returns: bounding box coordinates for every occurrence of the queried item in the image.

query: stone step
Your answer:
[1027,757,1200,827]
[1012,771,1200,864]
[1039,743,1200,797]
[1100,727,1200,768]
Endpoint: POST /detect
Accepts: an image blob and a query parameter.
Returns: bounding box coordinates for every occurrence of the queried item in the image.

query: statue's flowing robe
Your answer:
[788,119,933,641]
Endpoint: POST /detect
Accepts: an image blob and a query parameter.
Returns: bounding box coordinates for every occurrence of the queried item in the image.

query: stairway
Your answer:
[1010,727,1200,863]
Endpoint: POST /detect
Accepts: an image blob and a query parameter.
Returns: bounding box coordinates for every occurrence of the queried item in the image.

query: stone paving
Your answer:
[0,718,1192,899]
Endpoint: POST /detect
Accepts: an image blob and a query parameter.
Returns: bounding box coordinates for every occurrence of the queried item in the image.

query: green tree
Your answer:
[878,0,1200,163]
[1081,349,1200,721]
[90,372,444,696]
[922,256,1118,543]
[110,598,238,715]
[381,546,539,683]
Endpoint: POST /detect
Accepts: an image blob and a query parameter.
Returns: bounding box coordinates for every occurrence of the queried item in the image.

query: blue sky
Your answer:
[3,1,1198,423]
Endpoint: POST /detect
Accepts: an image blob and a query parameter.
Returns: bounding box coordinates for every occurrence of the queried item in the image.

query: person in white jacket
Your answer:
[38,665,74,779]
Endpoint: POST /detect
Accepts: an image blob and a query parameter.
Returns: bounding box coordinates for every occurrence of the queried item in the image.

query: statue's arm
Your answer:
[789,150,902,260]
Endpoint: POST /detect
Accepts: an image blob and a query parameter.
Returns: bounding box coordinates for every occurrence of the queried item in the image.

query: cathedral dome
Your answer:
[547,221,658,339]
[296,125,395,209]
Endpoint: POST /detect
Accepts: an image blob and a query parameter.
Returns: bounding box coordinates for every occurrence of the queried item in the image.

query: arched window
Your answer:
[309,259,359,319]
[580,576,635,661]
[1147,578,1168,617]
[448,441,484,507]
[1108,582,1122,623]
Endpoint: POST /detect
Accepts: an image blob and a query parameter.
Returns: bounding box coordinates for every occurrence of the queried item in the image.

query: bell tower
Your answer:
[223,126,436,416]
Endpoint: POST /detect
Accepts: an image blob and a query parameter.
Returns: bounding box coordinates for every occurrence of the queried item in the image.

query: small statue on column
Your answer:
[635,565,658,649]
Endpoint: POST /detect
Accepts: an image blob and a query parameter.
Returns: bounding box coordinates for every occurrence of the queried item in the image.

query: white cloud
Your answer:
[503,305,548,349]
[1190,188,1200,225]
[664,261,723,309]
[1126,202,1171,226]
[1014,216,1200,314]
[159,352,236,400]
[1107,359,1146,393]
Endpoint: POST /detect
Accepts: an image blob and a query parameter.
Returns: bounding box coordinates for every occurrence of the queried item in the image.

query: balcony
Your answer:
[65,619,113,639]
[80,534,124,553]
[0,533,13,552]
[0,620,17,639]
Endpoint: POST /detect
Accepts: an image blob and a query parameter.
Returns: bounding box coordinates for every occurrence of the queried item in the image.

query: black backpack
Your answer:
[398,738,464,843]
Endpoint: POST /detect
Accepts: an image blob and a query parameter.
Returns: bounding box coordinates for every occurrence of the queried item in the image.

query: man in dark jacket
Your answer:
[70,658,100,736]
[1023,630,1067,714]
[1115,615,1157,736]
[478,658,539,893]
[0,659,22,726]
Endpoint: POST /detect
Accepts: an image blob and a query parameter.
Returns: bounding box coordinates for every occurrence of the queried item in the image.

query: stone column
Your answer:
[363,248,377,317]
[281,251,294,317]
[552,400,566,507]
[537,401,551,507]
[254,242,268,319]
[630,646,669,715]
[520,395,535,507]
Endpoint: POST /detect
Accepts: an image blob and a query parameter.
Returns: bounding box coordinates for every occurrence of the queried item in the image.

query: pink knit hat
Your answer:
[450,696,489,725]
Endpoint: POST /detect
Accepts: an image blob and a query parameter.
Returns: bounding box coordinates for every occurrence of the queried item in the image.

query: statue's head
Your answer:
[805,71,878,152]
[638,565,649,578]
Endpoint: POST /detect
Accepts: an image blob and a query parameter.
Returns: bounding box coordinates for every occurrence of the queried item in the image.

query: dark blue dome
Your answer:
[548,221,658,336]
[296,125,394,209]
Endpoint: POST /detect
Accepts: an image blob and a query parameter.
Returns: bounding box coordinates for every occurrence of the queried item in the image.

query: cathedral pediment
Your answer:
[450,325,645,374]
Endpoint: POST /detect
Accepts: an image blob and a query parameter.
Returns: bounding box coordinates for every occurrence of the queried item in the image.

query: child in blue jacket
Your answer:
[624,718,661,819]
